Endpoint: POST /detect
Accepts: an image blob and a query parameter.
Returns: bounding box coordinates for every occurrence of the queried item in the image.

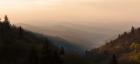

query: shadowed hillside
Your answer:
[0,15,65,64]
[18,23,117,49]
[88,26,140,64]
[0,15,94,64]
[2,15,140,64]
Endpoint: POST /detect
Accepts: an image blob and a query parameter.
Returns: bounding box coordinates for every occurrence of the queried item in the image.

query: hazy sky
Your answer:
[0,0,140,49]
[0,0,140,26]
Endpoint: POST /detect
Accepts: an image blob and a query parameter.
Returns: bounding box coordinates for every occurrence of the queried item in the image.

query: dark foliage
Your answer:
[110,54,118,64]
[0,15,64,64]
[88,26,140,64]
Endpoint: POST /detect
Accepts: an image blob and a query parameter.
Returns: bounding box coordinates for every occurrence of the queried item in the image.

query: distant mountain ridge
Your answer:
[0,15,93,64]
[18,23,85,54]
[18,23,117,49]
[0,15,66,64]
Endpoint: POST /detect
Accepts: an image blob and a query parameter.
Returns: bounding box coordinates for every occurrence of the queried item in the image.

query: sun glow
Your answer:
[34,0,62,6]
[0,0,62,9]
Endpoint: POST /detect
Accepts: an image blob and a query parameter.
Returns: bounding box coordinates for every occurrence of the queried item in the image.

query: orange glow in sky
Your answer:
[0,0,139,26]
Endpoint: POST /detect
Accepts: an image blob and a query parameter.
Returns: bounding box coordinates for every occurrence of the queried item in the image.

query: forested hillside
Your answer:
[0,15,66,64]
[2,15,139,64]
[0,15,94,64]
[88,26,140,64]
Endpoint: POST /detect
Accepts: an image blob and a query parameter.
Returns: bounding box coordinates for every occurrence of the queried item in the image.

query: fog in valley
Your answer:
[0,0,140,49]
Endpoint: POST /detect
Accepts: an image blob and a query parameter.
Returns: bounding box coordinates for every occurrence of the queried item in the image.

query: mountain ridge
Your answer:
[88,26,140,64]
[18,23,118,49]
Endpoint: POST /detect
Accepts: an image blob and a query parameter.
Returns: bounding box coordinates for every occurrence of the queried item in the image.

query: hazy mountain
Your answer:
[16,23,85,54]
[48,36,86,54]
[0,16,67,64]
[18,22,119,49]
[0,15,94,64]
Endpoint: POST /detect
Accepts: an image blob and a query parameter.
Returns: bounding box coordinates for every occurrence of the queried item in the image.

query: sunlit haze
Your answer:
[0,0,139,24]
[0,0,140,49]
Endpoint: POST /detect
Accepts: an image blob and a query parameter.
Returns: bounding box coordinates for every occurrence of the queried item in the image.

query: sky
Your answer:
[0,0,139,26]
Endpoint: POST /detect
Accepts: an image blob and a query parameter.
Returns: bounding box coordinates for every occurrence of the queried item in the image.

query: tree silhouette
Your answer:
[110,54,118,64]
[41,39,52,64]
[4,15,9,24]
[18,26,24,38]
[40,39,64,64]
[29,48,39,64]
[3,15,10,28]
[0,15,66,64]
[58,47,65,64]
[60,47,65,55]
[131,26,135,33]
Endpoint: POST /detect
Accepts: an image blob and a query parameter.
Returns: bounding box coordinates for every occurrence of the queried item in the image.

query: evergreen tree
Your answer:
[41,40,51,64]
[3,15,10,27]
[19,26,24,38]
[29,48,39,64]
[110,54,118,64]
[59,47,65,64]
[123,32,127,35]
[0,15,65,64]
[41,39,63,64]
[131,26,135,33]
[53,51,63,64]
[117,34,121,38]
[60,47,65,55]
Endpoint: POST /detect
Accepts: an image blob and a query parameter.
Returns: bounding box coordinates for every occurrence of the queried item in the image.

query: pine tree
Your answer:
[131,26,135,33]
[19,26,24,38]
[60,47,65,55]
[29,48,39,64]
[40,39,63,64]
[110,54,118,64]
[59,47,65,64]
[3,15,10,27]
[41,40,51,64]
